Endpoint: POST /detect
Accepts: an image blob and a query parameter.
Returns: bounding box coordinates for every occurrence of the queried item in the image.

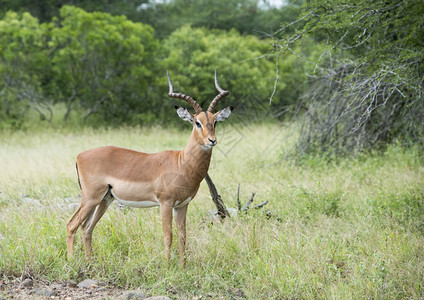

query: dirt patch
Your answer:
[0,279,171,300]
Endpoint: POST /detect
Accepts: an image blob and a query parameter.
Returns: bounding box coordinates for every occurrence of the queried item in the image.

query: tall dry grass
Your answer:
[0,122,423,298]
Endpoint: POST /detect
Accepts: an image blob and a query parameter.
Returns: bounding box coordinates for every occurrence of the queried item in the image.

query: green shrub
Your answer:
[0,11,51,128]
[47,6,159,124]
[159,26,276,113]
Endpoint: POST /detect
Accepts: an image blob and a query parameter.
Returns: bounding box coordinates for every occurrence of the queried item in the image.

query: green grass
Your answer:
[0,122,423,299]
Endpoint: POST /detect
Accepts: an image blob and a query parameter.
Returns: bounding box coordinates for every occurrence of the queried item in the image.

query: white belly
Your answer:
[110,189,160,208]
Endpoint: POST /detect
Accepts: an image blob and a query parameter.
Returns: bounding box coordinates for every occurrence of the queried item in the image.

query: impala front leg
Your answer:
[160,204,173,266]
[174,204,188,268]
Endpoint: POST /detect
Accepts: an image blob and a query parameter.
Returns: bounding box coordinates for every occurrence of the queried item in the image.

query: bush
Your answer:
[0,11,51,128]
[159,26,276,115]
[47,6,159,124]
[276,0,424,155]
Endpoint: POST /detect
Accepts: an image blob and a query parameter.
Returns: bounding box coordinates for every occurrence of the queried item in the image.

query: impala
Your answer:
[66,71,233,267]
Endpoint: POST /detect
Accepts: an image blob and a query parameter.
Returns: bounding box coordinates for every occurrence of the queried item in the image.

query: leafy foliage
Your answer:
[47,6,159,124]
[0,0,302,39]
[138,0,298,39]
[0,0,144,24]
[276,0,424,155]
[0,4,301,127]
[159,26,276,113]
[0,11,51,128]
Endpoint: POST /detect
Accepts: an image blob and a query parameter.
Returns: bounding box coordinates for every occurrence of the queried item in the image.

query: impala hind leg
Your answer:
[174,205,188,268]
[81,192,114,260]
[67,205,84,258]
[66,189,108,259]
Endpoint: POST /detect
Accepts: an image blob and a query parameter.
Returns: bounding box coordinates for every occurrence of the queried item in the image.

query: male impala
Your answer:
[67,71,232,267]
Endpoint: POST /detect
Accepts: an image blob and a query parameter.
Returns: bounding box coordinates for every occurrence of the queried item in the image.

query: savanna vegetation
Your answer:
[1,124,423,298]
[275,0,424,155]
[0,0,423,298]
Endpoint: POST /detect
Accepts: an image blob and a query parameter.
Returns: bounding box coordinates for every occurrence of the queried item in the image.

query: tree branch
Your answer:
[205,173,230,219]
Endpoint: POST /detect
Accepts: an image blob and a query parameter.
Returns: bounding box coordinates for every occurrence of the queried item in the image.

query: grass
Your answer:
[0,121,423,299]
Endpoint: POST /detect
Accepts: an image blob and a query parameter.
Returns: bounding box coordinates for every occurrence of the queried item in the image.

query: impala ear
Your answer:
[215,106,233,122]
[175,105,194,123]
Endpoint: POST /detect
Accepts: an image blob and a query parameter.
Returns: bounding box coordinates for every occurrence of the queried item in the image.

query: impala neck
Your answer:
[179,128,213,180]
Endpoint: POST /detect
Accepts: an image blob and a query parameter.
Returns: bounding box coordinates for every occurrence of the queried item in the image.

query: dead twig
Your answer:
[205,173,230,219]
[236,184,241,211]
[253,200,269,209]
[205,175,274,221]
[240,193,256,211]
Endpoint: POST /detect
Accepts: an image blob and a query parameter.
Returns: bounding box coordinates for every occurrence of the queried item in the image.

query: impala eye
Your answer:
[213,120,217,128]
[195,121,202,128]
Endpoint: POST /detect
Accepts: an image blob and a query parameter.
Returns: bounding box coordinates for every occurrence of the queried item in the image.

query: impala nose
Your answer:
[208,138,217,146]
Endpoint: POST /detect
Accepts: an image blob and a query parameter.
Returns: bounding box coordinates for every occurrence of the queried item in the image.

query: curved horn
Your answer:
[207,69,230,112]
[167,71,202,114]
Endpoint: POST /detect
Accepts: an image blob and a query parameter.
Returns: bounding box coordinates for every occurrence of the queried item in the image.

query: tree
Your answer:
[159,25,277,114]
[0,0,301,39]
[47,6,159,124]
[0,0,145,24]
[137,0,303,38]
[0,11,51,128]
[275,0,424,155]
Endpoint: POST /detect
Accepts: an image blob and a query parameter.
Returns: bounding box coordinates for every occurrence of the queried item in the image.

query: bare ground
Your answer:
[0,278,174,300]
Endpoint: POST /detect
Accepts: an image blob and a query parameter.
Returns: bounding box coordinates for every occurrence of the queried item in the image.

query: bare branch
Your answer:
[205,173,230,219]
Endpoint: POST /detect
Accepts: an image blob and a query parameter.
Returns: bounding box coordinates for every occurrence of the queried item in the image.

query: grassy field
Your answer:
[0,121,423,299]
